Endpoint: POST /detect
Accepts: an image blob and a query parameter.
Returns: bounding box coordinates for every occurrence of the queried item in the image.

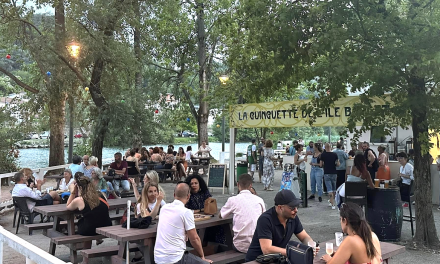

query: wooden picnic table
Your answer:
[33,197,136,263]
[96,213,233,264]
[244,239,405,264]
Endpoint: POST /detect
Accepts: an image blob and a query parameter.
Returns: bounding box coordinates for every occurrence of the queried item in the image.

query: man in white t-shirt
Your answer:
[154,183,212,264]
[220,174,265,253]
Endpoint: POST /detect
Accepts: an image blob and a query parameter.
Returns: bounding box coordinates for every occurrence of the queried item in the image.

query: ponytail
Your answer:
[358,220,376,259]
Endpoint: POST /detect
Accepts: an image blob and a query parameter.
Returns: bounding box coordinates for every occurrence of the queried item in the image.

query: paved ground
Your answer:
[1,170,440,263]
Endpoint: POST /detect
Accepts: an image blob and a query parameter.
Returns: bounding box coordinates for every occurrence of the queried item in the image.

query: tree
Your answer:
[227,0,440,247]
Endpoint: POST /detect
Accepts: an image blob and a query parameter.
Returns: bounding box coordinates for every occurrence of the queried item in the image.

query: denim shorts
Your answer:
[324,174,337,193]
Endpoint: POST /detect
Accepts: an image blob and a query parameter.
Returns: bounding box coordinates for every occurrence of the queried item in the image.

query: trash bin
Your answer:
[236,162,248,181]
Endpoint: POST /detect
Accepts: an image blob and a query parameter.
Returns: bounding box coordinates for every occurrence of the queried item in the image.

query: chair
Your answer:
[344,181,368,218]
[13,197,43,235]
[402,180,416,236]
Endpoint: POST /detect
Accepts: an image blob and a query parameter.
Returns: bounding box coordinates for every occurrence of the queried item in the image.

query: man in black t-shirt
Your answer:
[320,143,340,209]
[245,190,319,261]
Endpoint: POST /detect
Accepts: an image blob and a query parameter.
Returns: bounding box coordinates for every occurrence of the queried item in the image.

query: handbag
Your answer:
[108,169,116,177]
[285,241,314,264]
[203,197,217,215]
[122,216,152,229]
[256,253,286,264]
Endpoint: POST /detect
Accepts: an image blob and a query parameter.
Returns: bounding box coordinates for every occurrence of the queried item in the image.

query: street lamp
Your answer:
[218,75,229,152]
[67,40,81,163]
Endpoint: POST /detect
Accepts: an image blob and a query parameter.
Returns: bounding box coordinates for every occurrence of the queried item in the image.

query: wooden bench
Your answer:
[80,243,139,264]
[206,250,246,264]
[25,213,125,235]
[155,168,177,182]
[52,234,106,245]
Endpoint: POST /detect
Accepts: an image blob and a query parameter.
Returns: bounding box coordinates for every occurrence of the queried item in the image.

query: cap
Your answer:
[275,190,302,208]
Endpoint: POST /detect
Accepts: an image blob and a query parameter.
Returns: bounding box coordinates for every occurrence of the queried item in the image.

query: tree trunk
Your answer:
[409,76,440,248]
[48,0,66,167]
[195,0,209,147]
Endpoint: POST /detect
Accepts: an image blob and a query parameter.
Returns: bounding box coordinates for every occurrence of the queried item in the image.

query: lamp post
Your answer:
[67,41,80,163]
[218,75,229,152]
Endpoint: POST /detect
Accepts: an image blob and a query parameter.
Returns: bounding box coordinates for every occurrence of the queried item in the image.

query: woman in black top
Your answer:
[66,175,112,237]
[185,174,212,212]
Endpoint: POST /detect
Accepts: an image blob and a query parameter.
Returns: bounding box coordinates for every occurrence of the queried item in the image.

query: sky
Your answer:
[18,0,54,14]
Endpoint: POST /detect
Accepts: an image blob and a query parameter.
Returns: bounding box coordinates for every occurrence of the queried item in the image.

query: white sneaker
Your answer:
[332,206,336,210]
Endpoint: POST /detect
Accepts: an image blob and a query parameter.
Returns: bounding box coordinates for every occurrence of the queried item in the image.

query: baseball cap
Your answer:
[274,190,302,208]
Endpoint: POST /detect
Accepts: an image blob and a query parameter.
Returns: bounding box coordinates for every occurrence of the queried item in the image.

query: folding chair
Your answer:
[13,197,43,235]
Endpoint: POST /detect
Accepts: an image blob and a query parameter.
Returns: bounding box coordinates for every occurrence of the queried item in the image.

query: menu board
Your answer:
[208,164,227,194]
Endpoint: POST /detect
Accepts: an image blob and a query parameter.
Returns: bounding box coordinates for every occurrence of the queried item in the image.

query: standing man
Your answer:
[220,174,265,253]
[306,141,314,155]
[247,139,258,180]
[245,190,319,261]
[154,183,212,264]
[110,152,130,193]
[258,137,265,183]
[320,143,340,209]
[289,140,298,156]
[362,142,378,181]
[333,142,348,189]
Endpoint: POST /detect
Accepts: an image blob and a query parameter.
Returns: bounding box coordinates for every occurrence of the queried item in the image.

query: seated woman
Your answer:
[155,148,174,181]
[66,175,112,238]
[321,202,382,264]
[135,182,165,218]
[139,147,151,164]
[84,156,98,178]
[19,168,62,204]
[126,148,141,175]
[184,174,211,212]
[59,169,75,192]
[175,147,187,181]
[336,154,374,207]
[131,171,166,201]
[90,167,120,198]
[150,147,163,164]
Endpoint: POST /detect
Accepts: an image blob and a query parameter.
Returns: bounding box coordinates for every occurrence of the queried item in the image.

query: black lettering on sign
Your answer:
[262,111,266,119]
[243,112,247,120]
[282,110,287,118]
[277,110,281,119]
[345,107,351,117]
[327,108,334,117]
[293,108,299,118]
[302,110,308,118]
[267,111,271,119]
[288,110,292,118]
[335,107,340,117]
[238,112,242,120]
[271,111,277,119]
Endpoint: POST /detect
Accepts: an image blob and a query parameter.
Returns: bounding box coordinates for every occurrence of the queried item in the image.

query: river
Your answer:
[17,142,250,169]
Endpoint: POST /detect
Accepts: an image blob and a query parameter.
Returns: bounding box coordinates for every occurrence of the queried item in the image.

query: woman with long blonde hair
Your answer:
[135,182,164,218]
[66,174,112,236]
[130,170,166,200]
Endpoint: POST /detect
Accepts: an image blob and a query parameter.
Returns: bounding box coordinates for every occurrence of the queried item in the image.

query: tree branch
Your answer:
[0,66,39,93]
[148,62,180,74]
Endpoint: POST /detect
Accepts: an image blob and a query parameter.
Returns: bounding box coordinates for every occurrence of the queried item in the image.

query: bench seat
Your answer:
[207,250,246,264]
[80,243,139,264]
[52,234,105,245]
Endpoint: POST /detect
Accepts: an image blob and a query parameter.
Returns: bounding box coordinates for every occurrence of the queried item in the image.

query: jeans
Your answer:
[175,251,206,264]
[324,174,337,193]
[112,179,130,192]
[310,167,324,197]
[107,181,115,191]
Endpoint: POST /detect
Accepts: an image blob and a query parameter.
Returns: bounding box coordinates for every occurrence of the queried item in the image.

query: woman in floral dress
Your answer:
[262,139,276,191]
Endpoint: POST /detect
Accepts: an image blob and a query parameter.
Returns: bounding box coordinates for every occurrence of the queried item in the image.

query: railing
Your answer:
[0,226,72,264]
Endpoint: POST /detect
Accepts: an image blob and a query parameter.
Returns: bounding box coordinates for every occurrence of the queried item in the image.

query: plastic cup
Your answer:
[384,180,389,188]
[380,183,384,188]
[374,179,380,187]
[335,232,344,247]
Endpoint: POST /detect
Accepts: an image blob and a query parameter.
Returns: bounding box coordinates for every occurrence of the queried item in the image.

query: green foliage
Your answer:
[0,106,20,173]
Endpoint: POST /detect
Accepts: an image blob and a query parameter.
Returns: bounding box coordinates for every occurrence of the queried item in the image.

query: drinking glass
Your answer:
[326,242,334,256]
[308,241,316,249]
[335,232,343,246]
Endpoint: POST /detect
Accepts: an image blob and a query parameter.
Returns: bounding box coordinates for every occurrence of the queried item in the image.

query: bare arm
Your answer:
[362,170,375,188]
[129,178,140,200]
[322,236,353,264]
[115,168,126,175]
[135,158,140,173]
[148,192,164,219]
[187,229,212,262]
[259,238,287,256]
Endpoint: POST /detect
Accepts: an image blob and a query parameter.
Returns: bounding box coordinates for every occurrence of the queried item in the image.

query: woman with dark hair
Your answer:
[262,139,276,191]
[376,145,390,180]
[336,154,374,207]
[155,148,174,181]
[150,147,163,163]
[321,202,382,264]
[397,152,414,207]
[292,144,307,197]
[126,148,141,174]
[308,143,324,201]
[139,147,150,163]
[176,147,187,180]
[66,175,112,237]
[185,174,211,212]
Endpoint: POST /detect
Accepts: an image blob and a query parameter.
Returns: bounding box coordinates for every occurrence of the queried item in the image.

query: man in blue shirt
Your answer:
[289,140,298,156]
[333,142,348,189]
[245,190,319,261]
[306,141,314,155]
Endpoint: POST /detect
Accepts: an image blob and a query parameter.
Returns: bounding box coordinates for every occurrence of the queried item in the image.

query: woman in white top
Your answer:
[292,144,307,198]
[59,169,75,192]
[135,182,165,218]
[196,141,212,158]
[397,152,414,206]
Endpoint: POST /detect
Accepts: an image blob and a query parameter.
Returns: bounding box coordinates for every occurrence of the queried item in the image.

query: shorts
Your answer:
[35,193,54,206]
[324,174,337,193]
[250,164,256,172]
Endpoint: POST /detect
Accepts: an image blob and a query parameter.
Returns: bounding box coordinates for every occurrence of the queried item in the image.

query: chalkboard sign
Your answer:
[208,164,227,194]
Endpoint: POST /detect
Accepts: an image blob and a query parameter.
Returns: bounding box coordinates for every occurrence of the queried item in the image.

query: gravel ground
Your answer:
[1,170,439,263]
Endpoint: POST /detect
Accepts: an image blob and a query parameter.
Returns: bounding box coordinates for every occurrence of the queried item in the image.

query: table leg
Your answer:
[66,215,78,264]
[141,238,154,264]
[49,216,61,255]
[223,223,234,249]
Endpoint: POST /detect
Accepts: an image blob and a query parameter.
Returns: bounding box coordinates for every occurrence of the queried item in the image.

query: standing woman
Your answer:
[376,145,390,180]
[308,143,324,202]
[292,144,307,198]
[397,152,414,207]
[262,139,276,191]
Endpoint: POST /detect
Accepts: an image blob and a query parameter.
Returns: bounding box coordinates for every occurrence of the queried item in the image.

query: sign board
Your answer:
[229,96,389,128]
[208,164,227,194]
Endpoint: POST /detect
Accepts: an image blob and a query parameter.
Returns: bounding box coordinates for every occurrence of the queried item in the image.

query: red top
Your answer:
[110,161,128,180]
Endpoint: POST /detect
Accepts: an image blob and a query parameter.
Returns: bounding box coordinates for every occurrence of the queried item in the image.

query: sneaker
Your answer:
[332,206,336,210]
[403,203,409,208]
[412,201,415,205]
[308,195,315,199]
[438,206,440,211]
[318,197,322,202]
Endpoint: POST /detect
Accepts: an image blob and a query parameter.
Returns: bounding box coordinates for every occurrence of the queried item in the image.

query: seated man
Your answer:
[69,155,84,176]
[245,190,319,261]
[12,172,61,212]
[154,183,212,264]
[220,173,266,253]
[110,152,130,192]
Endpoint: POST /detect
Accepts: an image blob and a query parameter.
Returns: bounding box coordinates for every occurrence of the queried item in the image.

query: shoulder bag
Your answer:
[286,241,313,264]
[256,253,286,264]
[204,197,217,215]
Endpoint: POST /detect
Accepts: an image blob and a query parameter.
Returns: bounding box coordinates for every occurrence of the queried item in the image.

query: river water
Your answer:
[17,142,250,169]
